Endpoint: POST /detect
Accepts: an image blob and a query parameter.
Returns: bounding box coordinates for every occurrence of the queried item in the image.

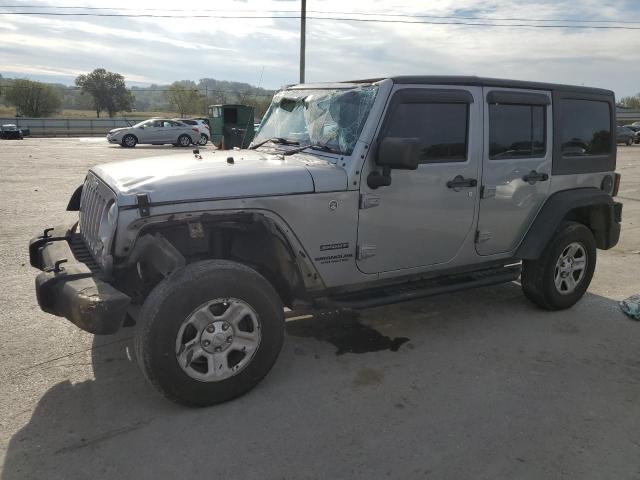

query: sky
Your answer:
[0,0,639,98]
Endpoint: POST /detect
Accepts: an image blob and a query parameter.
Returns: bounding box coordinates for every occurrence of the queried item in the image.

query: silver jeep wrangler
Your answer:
[30,76,622,406]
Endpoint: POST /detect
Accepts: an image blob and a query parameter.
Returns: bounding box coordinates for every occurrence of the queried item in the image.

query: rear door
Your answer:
[476,88,552,255]
[356,86,482,274]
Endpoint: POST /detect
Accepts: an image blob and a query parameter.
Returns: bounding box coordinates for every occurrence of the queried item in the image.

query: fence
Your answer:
[0,117,139,137]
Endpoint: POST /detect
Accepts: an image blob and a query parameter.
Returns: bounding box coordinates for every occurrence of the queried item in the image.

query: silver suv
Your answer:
[30,76,622,406]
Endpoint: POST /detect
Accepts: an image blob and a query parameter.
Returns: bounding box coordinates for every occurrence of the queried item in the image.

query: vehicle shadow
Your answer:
[2,284,637,480]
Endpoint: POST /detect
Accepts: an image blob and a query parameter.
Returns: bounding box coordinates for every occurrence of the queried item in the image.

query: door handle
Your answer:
[522,170,549,184]
[446,175,477,189]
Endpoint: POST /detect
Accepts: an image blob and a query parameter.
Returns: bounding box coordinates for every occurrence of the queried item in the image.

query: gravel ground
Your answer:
[1,138,639,480]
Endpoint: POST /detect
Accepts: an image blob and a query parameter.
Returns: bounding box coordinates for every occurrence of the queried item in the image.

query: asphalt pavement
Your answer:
[1,138,639,480]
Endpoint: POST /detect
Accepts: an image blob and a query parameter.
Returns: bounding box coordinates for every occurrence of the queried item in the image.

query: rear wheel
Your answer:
[627,137,634,146]
[198,134,208,146]
[521,221,596,310]
[177,134,191,147]
[121,134,137,148]
[134,260,285,407]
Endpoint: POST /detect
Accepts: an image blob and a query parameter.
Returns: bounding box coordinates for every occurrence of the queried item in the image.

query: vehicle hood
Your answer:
[108,127,129,134]
[91,150,347,207]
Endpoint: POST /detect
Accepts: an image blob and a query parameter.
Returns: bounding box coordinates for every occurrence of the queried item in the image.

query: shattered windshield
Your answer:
[253,85,378,155]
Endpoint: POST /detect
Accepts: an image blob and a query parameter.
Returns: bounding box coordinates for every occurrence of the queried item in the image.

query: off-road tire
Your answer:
[521,221,596,310]
[134,260,284,407]
[121,134,137,148]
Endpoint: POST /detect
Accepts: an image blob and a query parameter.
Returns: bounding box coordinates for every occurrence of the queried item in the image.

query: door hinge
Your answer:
[475,231,492,243]
[359,193,381,210]
[480,186,496,199]
[357,244,377,260]
[136,193,151,217]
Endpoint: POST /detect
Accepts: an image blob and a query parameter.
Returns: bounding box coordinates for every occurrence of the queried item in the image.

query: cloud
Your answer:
[0,0,639,97]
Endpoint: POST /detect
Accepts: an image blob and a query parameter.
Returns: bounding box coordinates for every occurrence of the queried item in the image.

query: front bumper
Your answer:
[106,135,119,144]
[29,224,130,335]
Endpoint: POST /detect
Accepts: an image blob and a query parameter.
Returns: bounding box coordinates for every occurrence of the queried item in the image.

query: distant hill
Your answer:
[0,74,275,118]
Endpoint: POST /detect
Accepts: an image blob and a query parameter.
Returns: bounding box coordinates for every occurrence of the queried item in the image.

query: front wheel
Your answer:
[627,138,634,146]
[134,260,285,407]
[521,221,596,310]
[121,134,137,148]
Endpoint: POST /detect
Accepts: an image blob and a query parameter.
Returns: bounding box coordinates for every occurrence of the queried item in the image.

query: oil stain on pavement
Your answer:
[286,310,409,355]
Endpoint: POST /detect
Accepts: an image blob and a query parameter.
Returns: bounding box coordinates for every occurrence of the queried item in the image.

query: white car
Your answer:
[174,118,211,145]
[107,119,199,148]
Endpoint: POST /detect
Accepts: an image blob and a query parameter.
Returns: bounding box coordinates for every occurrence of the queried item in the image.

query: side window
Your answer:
[489,104,546,159]
[384,102,468,163]
[560,99,611,157]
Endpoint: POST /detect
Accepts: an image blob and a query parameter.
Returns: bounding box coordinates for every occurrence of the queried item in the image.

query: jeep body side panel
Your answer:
[356,84,483,274]
[476,87,553,255]
[114,191,374,290]
[516,187,621,259]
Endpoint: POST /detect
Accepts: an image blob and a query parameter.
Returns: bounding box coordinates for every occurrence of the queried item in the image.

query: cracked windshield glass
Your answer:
[253,85,378,155]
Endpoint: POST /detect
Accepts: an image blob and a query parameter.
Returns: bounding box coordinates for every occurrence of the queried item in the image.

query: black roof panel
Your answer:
[348,76,613,97]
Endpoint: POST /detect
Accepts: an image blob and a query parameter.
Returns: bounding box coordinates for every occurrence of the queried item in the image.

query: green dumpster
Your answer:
[208,104,255,149]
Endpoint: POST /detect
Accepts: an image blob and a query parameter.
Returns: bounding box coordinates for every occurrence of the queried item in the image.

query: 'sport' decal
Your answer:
[319,242,349,252]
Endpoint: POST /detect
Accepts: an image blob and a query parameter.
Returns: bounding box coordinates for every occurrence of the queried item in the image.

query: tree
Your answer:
[618,94,640,109]
[165,81,204,117]
[4,79,61,117]
[75,68,134,117]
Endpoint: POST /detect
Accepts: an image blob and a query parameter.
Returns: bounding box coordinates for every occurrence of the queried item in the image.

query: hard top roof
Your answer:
[347,76,613,96]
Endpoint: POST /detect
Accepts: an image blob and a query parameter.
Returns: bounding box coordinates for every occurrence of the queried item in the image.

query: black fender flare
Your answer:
[516,187,622,260]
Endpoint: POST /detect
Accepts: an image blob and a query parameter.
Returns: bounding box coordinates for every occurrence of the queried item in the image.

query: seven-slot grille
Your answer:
[79,172,116,268]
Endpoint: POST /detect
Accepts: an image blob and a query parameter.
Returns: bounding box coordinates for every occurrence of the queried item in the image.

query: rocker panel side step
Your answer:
[321,265,521,310]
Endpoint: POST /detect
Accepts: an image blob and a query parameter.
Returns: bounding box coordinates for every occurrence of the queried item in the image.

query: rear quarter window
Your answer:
[560,99,611,157]
[552,93,615,175]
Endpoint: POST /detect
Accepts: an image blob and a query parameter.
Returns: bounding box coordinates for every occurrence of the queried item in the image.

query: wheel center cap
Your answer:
[562,261,574,275]
[200,321,233,353]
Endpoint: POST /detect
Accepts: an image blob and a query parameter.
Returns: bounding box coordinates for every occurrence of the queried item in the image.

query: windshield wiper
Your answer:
[250,137,299,149]
[282,143,343,156]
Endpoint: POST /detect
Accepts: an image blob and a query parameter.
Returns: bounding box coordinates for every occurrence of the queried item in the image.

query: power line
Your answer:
[2,5,639,24]
[1,10,640,29]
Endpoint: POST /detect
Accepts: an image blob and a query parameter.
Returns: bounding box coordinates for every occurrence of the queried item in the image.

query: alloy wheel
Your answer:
[554,242,587,295]
[175,298,261,382]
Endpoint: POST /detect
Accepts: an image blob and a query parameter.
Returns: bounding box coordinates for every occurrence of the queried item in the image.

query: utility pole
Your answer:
[299,0,306,84]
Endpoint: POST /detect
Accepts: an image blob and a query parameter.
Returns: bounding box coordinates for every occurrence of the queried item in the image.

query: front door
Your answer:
[141,120,163,143]
[476,88,552,255]
[356,86,482,274]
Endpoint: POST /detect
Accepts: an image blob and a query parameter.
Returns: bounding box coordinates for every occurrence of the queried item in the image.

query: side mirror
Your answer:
[368,137,421,189]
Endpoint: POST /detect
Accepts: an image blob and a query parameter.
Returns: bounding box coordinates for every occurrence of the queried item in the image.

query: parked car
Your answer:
[617,126,635,146]
[106,119,199,147]
[623,124,640,144]
[1,124,24,140]
[29,76,622,406]
[172,118,211,146]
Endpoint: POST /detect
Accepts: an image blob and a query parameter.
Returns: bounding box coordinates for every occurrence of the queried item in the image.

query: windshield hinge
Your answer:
[136,193,151,217]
